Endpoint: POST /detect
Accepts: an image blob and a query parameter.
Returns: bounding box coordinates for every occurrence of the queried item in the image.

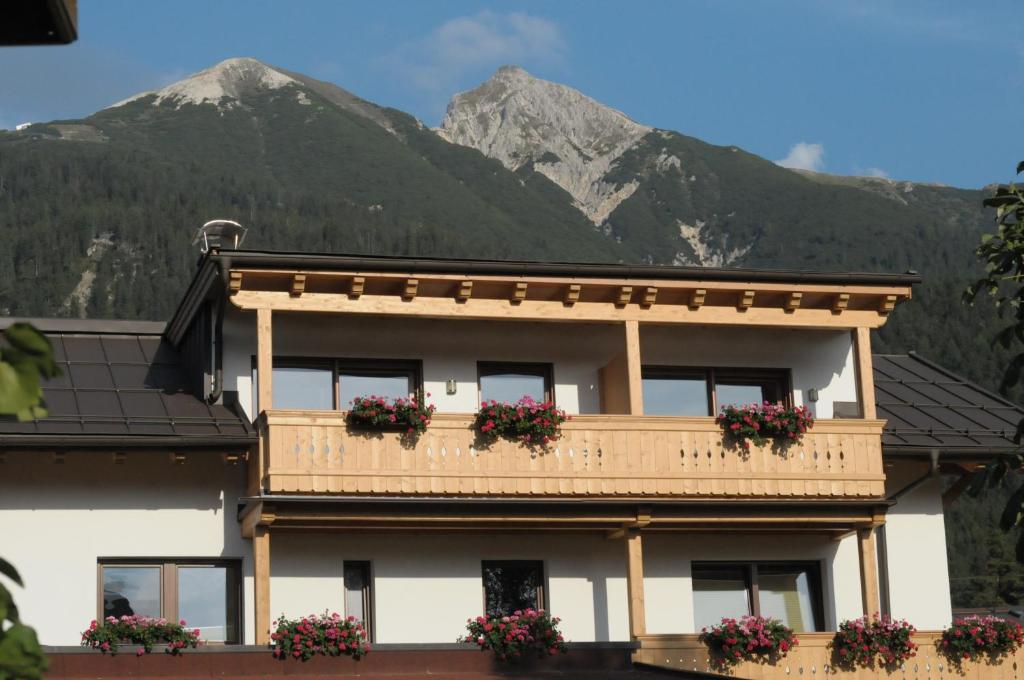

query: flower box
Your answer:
[716,402,814,452]
[473,397,569,447]
[460,609,567,661]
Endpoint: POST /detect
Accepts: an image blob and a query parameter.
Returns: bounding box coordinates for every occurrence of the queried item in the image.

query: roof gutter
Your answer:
[887,448,941,503]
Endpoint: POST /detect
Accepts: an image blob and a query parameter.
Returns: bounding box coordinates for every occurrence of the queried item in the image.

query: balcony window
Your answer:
[99,560,241,643]
[478,362,553,404]
[254,358,420,411]
[641,367,790,415]
[691,562,823,633]
[344,561,373,641]
[482,560,545,616]
[273,364,334,410]
[338,362,416,408]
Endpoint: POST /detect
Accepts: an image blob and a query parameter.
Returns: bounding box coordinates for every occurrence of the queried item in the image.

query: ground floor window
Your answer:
[98,560,241,643]
[343,561,373,641]
[691,561,823,633]
[482,560,544,616]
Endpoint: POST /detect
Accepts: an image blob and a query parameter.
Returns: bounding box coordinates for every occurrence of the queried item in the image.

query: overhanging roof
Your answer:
[875,352,1023,455]
[0,320,255,449]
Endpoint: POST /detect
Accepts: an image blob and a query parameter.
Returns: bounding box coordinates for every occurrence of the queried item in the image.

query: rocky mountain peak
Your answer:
[111,57,300,110]
[437,66,652,225]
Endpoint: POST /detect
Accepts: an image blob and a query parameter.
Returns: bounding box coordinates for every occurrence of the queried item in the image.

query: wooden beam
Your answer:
[858,526,880,616]
[853,327,877,419]
[617,286,633,307]
[737,290,755,310]
[253,526,271,645]
[349,276,365,299]
[53,451,66,464]
[456,280,473,302]
[625,530,647,638]
[879,294,898,315]
[257,308,273,413]
[641,287,658,308]
[289,273,306,297]
[564,283,582,306]
[112,451,126,465]
[169,452,186,464]
[402,278,419,301]
[785,291,803,313]
[688,289,706,310]
[512,282,528,304]
[230,291,895,329]
[228,270,243,293]
[625,320,644,415]
[833,293,851,314]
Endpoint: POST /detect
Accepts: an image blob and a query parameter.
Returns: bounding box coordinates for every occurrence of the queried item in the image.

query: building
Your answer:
[2,246,1021,676]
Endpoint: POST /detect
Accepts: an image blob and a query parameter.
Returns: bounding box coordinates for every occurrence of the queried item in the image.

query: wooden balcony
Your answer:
[635,633,1023,679]
[255,411,885,499]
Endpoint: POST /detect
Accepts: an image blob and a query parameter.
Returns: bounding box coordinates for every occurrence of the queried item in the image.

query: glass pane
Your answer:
[340,373,411,407]
[272,366,333,410]
[483,562,542,616]
[103,566,161,619]
[642,376,709,416]
[344,563,369,624]
[716,382,769,408]
[758,566,818,632]
[480,373,546,404]
[692,566,751,630]
[178,566,233,642]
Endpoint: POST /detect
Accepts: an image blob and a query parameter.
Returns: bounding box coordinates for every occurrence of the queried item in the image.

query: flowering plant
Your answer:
[347,393,435,439]
[460,609,567,661]
[940,615,1024,663]
[716,402,814,452]
[270,612,370,661]
[473,397,569,446]
[80,616,201,656]
[833,615,917,668]
[699,615,798,669]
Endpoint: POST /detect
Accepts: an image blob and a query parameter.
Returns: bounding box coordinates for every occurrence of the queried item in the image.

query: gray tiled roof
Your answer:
[0,325,254,449]
[875,353,1023,452]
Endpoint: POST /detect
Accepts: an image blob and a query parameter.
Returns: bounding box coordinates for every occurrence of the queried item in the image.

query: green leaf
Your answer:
[0,559,22,588]
[1000,483,1024,532]
[1016,160,1024,175]
[0,622,47,680]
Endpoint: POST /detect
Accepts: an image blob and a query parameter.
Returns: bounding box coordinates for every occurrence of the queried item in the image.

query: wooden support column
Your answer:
[625,530,647,638]
[853,327,876,419]
[253,526,271,645]
[624,320,644,415]
[257,308,273,413]
[858,527,880,616]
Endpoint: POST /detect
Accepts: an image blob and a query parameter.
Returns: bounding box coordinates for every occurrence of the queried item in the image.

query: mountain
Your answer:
[0,58,1009,393]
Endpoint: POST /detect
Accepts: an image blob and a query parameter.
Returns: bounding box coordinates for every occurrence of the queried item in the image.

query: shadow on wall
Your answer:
[0,451,240,510]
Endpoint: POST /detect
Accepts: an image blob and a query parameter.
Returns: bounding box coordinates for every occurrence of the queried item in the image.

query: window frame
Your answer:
[97,559,243,644]
[641,366,792,416]
[252,357,423,412]
[481,560,546,616]
[691,560,825,632]
[477,362,554,405]
[343,560,374,642]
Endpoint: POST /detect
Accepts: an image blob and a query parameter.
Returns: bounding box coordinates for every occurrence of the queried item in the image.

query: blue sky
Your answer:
[1,0,1018,188]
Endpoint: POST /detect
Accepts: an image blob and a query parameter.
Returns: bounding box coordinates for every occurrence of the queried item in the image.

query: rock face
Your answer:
[437,66,652,225]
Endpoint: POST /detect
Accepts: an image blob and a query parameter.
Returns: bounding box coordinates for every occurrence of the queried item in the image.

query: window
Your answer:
[641,367,790,416]
[482,561,544,616]
[478,363,553,404]
[691,562,823,633]
[343,561,373,641]
[99,560,241,643]
[253,358,421,412]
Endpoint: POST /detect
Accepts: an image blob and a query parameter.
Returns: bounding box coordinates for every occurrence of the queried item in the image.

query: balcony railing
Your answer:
[255,411,885,499]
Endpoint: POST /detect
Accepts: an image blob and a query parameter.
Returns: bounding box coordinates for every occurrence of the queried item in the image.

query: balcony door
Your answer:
[253,358,421,412]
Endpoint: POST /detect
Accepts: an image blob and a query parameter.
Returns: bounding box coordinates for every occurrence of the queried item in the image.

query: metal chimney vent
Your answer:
[192,219,247,253]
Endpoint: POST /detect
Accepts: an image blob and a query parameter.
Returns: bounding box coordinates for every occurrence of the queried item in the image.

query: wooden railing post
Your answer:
[624,320,644,416]
[853,327,876,419]
[599,321,644,415]
[253,526,271,644]
[257,308,273,413]
[625,529,647,638]
[858,526,880,616]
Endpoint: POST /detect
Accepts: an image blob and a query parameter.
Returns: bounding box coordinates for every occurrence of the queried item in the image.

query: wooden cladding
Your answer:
[256,412,886,499]
[227,268,912,329]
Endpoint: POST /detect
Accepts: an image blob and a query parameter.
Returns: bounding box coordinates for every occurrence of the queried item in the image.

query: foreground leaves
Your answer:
[0,324,60,421]
[0,558,46,680]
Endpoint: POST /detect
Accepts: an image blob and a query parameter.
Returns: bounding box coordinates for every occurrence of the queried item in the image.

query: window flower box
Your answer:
[940,615,1024,664]
[716,402,814,452]
[270,612,370,661]
[833,615,917,668]
[699,615,798,670]
[80,616,201,656]
[347,394,435,441]
[473,397,568,447]
[460,608,567,661]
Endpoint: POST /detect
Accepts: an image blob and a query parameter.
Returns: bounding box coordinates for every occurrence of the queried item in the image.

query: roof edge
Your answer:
[0,317,166,335]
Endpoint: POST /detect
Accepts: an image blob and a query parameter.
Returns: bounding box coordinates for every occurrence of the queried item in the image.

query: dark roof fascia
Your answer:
[211,249,924,287]
[165,255,220,346]
[883,446,1021,459]
[0,318,166,335]
[0,434,257,450]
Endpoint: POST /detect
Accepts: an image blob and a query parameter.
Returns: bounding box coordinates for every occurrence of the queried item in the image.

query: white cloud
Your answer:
[863,167,890,179]
[776,142,826,172]
[383,11,567,93]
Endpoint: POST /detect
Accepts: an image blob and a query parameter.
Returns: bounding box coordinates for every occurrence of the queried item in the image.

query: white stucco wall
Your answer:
[223,311,859,420]
[0,452,254,645]
[884,475,953,628]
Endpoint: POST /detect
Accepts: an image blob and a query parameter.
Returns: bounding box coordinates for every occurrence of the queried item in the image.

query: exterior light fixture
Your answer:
[446,378,457,395]
[807,388,819,403]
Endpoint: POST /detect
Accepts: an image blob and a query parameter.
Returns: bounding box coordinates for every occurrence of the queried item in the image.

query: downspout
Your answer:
[206,253,231,405]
